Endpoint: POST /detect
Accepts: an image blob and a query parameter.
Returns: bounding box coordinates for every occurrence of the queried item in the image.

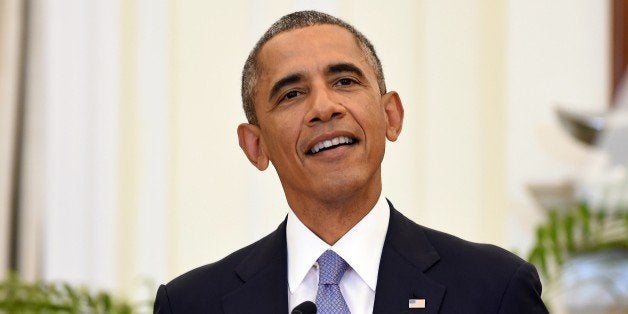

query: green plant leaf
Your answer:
[0,273,138,313]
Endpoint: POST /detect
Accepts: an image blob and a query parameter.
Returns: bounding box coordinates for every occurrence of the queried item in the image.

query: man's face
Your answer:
[239,24,403,205]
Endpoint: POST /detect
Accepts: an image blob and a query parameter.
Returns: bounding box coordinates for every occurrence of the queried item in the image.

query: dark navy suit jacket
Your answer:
[154,202,547,313]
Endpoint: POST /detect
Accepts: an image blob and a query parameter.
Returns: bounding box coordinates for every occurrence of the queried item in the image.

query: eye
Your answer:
[335,77,357,87]
[284,90,300,100]
[278,90,303,104]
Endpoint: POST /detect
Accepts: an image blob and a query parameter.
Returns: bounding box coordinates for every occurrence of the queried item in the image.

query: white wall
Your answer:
[505,0,610,252]
[0,0,22,278]
[20,0,122,288]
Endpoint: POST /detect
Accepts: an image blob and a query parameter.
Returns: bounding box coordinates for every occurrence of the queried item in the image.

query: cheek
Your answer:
[350,98,388,132]
[261,119,301,157]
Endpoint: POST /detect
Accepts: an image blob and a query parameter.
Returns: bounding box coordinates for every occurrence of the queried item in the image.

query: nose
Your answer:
[305,85,346,125]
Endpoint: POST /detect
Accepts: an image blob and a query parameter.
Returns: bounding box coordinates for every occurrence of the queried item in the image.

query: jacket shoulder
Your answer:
[386,206,545,312]
[422,225,526,270]
[416,223,545,312]
[156,221,287,313]
[166,240,256,294]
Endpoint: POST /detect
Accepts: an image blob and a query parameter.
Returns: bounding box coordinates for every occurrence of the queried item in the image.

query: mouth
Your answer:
[306,136,357,155]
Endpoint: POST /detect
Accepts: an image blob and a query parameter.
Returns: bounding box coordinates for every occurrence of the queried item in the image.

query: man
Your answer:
[154,10,547,313]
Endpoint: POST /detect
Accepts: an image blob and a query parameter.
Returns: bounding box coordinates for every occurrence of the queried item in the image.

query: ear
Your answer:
[382,91,404,141]
[237,123,269,171]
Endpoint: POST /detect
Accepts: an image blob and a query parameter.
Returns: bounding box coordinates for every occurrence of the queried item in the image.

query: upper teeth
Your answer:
[310,136,354,154]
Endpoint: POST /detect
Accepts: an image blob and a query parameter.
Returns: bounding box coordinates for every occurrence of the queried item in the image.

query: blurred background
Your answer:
[1,0,626,313]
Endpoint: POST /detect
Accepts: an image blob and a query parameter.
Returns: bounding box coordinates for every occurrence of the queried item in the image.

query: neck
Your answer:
[285,180,382,245]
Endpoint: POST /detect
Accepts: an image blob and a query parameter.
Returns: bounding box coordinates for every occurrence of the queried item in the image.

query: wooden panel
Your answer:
[612,0,628,105]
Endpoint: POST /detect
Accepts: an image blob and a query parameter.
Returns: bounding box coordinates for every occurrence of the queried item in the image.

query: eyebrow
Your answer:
[327,62,365,78]
[269,73,303,102]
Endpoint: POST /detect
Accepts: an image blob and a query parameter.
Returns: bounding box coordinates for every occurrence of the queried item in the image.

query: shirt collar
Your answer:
[286,195,390,293]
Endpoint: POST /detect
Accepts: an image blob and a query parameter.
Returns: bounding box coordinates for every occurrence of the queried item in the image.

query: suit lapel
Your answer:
[221,219,289,314]
[373,202,446,314]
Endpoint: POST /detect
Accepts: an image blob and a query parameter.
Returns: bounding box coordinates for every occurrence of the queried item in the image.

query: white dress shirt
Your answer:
[287,195,390,313]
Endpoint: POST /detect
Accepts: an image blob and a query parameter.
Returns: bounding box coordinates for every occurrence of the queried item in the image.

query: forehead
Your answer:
[255,24,374,87]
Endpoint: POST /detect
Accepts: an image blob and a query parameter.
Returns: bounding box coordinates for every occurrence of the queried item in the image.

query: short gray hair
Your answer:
[241,10,387,125]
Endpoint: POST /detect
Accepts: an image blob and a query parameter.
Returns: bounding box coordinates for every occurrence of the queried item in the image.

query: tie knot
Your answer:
[317,250,348,285]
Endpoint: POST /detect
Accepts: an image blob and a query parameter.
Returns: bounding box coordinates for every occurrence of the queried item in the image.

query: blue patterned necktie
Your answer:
[315,250,351,314]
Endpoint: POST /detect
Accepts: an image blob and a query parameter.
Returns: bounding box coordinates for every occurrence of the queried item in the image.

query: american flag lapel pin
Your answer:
[409,298,426,309]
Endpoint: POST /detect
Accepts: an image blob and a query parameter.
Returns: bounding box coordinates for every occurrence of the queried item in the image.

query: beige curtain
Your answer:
[0,0,23,277]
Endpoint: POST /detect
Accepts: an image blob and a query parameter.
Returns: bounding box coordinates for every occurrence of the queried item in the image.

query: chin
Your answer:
[314,173,373,201]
